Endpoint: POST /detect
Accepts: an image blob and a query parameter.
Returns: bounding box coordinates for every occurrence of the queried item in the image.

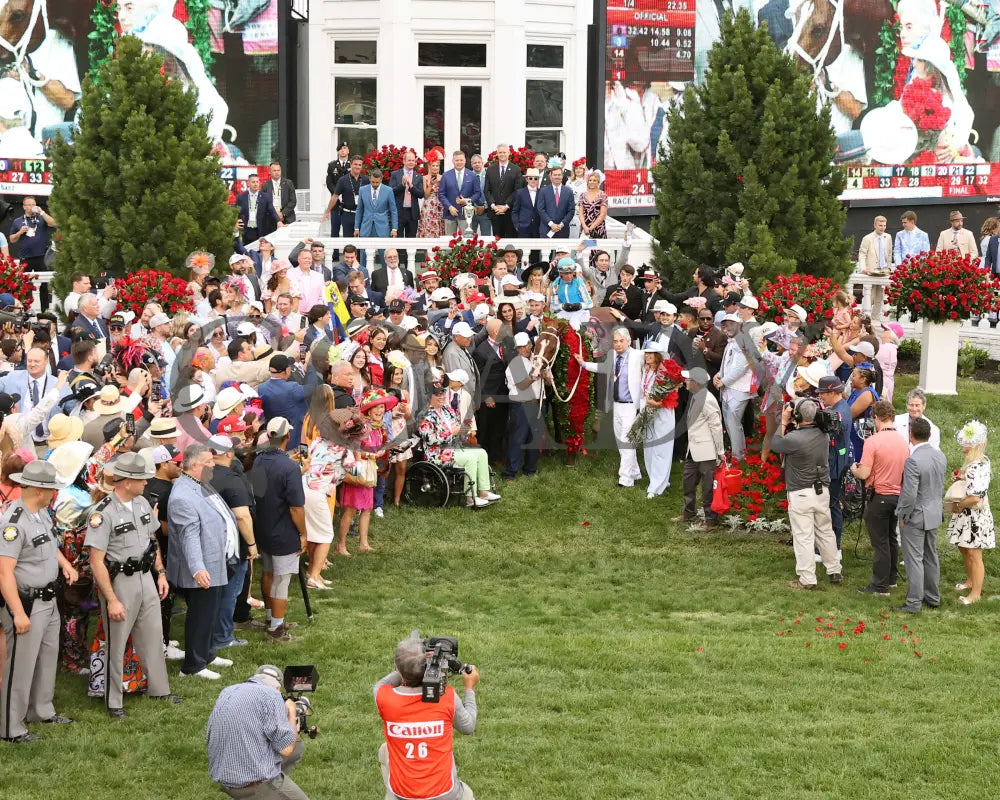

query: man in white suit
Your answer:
[577,327,642,487]
[857,216,894,274]
[673,367,725,530]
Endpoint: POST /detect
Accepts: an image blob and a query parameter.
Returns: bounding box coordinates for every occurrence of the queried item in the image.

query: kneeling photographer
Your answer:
[773,399,844,590]
[374,633,479,800]
[207,665,309,799]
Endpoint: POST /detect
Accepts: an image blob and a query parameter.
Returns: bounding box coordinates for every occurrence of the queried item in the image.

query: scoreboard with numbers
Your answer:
[841,163,1000,200]
[0,159,265,198]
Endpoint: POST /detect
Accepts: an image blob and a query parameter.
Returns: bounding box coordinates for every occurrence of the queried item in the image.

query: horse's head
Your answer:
[0,0,45,68]
[787,0,843,74]
[531,319,561,380]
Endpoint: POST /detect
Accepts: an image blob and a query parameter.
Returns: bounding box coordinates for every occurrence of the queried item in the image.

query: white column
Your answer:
[307,24,334,214]
[494,0,527,147]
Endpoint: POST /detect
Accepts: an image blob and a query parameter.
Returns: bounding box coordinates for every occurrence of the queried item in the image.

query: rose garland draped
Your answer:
[0,255,37,309]
[548,318,594,455]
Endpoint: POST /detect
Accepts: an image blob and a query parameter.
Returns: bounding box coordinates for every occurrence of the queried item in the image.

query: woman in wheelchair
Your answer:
[418,381,501,508]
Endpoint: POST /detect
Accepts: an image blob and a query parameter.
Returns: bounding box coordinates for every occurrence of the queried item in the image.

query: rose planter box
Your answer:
[919,320,960,395]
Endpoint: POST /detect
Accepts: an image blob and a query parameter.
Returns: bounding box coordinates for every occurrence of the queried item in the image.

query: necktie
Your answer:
[451,392,460,412]
[876,235,885,269]
[373,186,379,205]
[456,171,463,189]
[500,165,506,181]
[31,380,43,439]
[555,187,561,205]
[404,171,411,206]
[30,379,38,406]
[615,354,624,401]
[249,193,257,226]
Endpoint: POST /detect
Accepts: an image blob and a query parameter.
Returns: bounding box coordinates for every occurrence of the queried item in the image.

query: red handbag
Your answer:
[711,463,731,514]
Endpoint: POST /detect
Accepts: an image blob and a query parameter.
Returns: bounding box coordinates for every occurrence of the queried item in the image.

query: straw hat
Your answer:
[47,441,94,487]
[46,414,84,449]
[93,386,126,415]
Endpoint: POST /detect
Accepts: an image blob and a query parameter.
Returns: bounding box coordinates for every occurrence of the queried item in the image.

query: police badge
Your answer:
[2,525,18,542]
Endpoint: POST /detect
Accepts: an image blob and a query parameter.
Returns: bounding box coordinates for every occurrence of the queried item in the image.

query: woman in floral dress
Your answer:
[577,172,608,239]
[417,149,446,238]
[948,420,995,605]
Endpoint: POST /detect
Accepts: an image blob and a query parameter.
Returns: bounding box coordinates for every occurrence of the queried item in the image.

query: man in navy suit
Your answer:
[438,151,482,236]
[354,168,398,238]
[236,174,280,245]
[389,150,424,239]
[256,354,321,449]
[536,164,575,238]
[72,294,109,342]
[512,168,542,238]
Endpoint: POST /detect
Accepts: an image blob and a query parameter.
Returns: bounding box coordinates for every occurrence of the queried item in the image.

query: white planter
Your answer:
[919,320,961,395]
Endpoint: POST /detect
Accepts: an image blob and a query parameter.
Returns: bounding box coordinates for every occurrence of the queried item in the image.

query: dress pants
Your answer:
[475,402,509,464]
[213,559,249,650]
[471,212,492,236]
[787,487,841,585]
[490,210,514,238]
[864,493,900,591]
[899,523,941,610]
[504,401,540,478]
[398,208,418,238]
[683,457,717,522]
[101,572,170,709]
[612,402,642,486]
[722,391,751,461]
[180,584,223,675]
[233,565,252,625]
[828,474,844,547]
[221,773,309,800]
[1,599,59,738]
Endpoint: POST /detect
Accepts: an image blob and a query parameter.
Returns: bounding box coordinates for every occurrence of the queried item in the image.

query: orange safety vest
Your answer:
[376,684,456,799]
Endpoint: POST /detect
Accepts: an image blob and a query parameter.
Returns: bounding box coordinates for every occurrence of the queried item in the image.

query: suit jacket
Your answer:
[355,183,398,236]
[484,162,522,211]
[260,177,297,224]
[857,231,893,273]
[166,474,235,589]
[442,342,481,404]
[438,169,482,223]
[601,282,644,321]
[685,389,725,462]
[896,442,947,531]
[256,374,319,448]
[236,190,279,237]
[511,186,541,235]
[581,347,642,414]
[73,313,108,341]
[302,318,347,348]
[369,266,415,295]
[935,227,978,258]
[472,337,515,402]
[985,234,999,275]
[535,184,575,237]
[390,168,425,219]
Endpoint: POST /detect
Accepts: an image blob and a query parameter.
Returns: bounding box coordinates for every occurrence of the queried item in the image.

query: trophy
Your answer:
[463,202,476,236]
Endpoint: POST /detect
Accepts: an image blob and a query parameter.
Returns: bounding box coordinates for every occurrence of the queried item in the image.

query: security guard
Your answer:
[0,461,77,743]
[86,452,183,718]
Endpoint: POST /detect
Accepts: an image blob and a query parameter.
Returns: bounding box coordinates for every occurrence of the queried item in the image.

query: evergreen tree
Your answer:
[50,36,235,296]
[651,9,851,292]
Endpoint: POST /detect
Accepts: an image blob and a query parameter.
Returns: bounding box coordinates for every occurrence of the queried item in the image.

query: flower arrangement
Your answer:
[0,255,37,310]
[362,145,422,176]
[887,250,1000,323]
[900,76,951,157]
[627,359,684,446]
[548,317,595,455]
[486,145,536,173]
[116,268,195,317]
[756,273,844,325]
[729,451,788,525]
[428,233,499,283]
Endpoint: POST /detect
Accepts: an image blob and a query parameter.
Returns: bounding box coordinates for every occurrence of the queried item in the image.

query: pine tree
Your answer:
[50,36,235,296]
[651,9,851,291]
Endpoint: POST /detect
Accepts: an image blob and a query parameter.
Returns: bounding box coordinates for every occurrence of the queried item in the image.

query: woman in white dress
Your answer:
[640,340,675,499]
[947,421,995,605]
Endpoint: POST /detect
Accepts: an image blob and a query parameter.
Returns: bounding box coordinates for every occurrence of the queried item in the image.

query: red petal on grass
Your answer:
[838,643,847,650]
[581,521,590,527]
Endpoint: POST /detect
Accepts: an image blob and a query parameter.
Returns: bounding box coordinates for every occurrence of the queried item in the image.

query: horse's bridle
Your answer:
[0,0,49,89]
[532,326,584,407]
[531,328,562,374]
[786,0,845,103]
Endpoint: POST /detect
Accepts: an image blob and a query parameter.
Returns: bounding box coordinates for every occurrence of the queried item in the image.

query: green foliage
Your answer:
[651,9,851,293]
[898,337,921,361]
[49,36,235,298]
[957,342,989,377]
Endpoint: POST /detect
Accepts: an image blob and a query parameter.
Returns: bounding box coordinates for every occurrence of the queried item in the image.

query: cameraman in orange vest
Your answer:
[374,635,480,800]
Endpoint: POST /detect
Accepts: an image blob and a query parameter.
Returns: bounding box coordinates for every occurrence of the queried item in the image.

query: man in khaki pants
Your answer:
[771,399,844,590]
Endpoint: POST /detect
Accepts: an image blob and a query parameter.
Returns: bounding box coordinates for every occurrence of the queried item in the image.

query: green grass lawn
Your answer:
[6,372,1000,800]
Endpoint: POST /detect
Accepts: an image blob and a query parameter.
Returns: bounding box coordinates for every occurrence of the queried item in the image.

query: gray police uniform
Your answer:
[84,493,170,710]
[0,501,61,739]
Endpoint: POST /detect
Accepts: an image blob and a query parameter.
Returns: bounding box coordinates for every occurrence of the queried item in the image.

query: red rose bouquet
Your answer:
[627,358,684,446]
[362,145,422,176]
[116,268,194,317]
[548,316,595,455]
[887,250,1000,323]
[756,273,845,325]
[900,77,952,156]
[486,145,536,173]
[0,254,38,310]
[428,233,499,283]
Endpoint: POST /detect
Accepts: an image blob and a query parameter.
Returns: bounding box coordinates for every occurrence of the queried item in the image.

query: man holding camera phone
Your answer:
[772,398,843,590]
[208,664,309,799]
[374,634,479,800]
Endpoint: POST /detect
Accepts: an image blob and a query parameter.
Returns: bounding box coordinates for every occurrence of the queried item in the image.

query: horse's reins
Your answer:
[0,0,50,135]
[786,0,845,103]
[533,328,584,411]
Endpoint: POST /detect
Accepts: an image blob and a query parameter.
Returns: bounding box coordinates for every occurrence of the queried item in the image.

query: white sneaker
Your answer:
[168,639,179,648]
[838,550,843,561]
[374,508,384,518]
[815,553,823,563]
[473,498,490,507]
[164,644,185,660]
[182,668,220,680]
[209,656,233,668]
[484,492,501,501]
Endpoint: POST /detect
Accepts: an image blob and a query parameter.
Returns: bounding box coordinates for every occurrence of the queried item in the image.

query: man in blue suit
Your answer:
[354,168,398,238]
[236,174,280,245]
[536,164,575,239]
[512,168,542,238]
[255,354,321,449]
[438,150,482,236]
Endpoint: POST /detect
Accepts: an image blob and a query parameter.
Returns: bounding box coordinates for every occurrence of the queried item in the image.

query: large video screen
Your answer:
[0,0,280,196]
[602,0,1000,209]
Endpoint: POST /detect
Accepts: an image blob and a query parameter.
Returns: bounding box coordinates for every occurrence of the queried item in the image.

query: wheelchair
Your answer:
[401,438,494,508]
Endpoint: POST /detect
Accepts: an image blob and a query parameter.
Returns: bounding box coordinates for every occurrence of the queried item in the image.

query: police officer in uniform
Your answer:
[86,452,183,718]
[0,461,78,743]
[326,141,352,243]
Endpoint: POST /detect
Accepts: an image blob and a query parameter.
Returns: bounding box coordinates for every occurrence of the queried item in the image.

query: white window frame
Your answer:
[330,35,379,156]
[524,39,567,155]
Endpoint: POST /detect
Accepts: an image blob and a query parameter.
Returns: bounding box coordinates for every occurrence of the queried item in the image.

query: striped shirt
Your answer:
[206,678,297,788]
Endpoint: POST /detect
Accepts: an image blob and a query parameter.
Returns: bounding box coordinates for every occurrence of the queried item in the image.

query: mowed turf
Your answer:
[4,373,1000,800]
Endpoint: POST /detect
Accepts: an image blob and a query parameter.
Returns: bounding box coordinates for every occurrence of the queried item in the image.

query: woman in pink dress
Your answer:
[876,324,901,404]
[417,147,446,238]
